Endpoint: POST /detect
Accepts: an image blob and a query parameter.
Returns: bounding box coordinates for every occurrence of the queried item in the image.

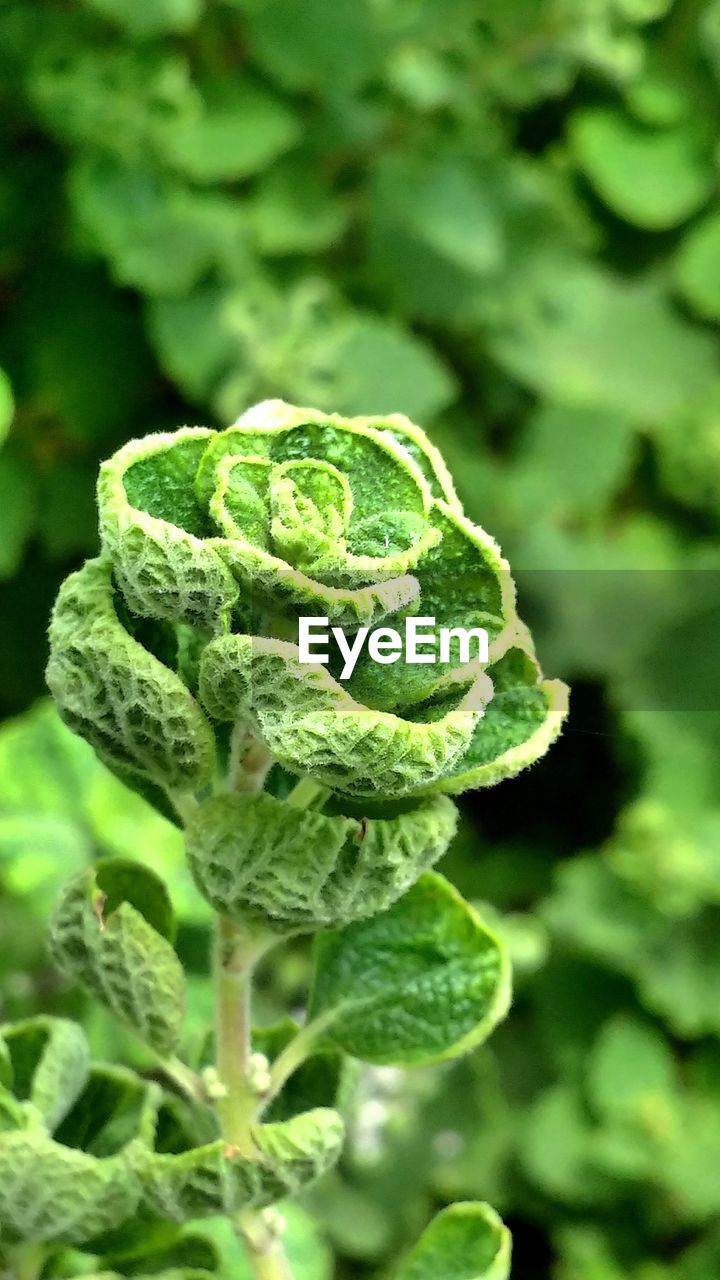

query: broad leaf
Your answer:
[394,1202,511,1280]
[185,791,457,929]
[308,872,511,1065]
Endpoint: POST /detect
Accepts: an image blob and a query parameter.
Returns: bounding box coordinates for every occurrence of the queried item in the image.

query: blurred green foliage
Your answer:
[1,0,720,1276]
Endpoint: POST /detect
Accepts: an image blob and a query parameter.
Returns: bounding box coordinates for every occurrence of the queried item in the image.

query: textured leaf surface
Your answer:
[0,1128,140,1244]
[56,400,564,803]
[142,1106,343,1221]
[46,556,215,792]
[0,1017,89,1132]
[394,1202,511,1280]
[49,860,186,1053]
[309,873,511,1064]
[186,788,457,929]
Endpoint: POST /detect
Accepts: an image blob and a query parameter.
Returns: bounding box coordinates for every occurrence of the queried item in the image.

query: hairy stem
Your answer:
[213,914,294,1279]
[214,914,261,1157]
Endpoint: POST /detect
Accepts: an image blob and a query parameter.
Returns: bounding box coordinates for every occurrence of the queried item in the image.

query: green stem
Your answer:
[213,914,294,1279]
[214,914,265,1157]
[156,1054,205,1106]
[263,1011,337,1111]
[285,776,329,810]
[237,1209,295,1280]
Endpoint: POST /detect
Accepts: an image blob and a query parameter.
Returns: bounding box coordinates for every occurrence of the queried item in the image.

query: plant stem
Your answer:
[213,913,294,1278]
[214,914,264,1158]
[285,776,329,810]
[237,1209,295,1280]
[263,1012,336,1109]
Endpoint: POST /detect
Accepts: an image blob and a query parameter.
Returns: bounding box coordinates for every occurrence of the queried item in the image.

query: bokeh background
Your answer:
[2,1,720,1276]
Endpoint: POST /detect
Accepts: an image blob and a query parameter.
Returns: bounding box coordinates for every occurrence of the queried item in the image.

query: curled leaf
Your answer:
[49,860,186,1055]
[185,790,457,929]
[46,557,215,793]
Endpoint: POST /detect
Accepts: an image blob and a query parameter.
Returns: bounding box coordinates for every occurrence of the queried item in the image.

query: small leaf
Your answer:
[142,1104,343,1221]
[49,860,186,1054]
[0,1128,140,1244]
[252,1020,345,1123]
[674,211,720,320]
[185,790,457,929]
[570,108,713,230]
[308,872,511,1065]
[332,314,457,421]
[159,79,300,184]
[0,1017,89,1132]
[394,1202,511,1280]
[98,432,240,633]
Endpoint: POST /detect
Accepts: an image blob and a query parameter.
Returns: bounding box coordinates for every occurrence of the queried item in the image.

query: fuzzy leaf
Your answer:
[185,790,457,929]
[198,633,489,798]
[308,872,511,1065]
[0,1017,89,1133]
[142,1105,343,1221]
[49,860,186,1054]
[394,1202,511,1280]
[97,429,239,632]
[0,1128,140,1244]
[46,556,216,792]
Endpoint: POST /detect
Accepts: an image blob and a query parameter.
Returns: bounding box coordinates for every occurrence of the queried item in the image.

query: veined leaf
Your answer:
[308,873,511,1065]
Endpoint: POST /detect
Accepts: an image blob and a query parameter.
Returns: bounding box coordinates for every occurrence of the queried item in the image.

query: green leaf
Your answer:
[70,157,253,298]
[159,80,300,184]
[331,314,457,421]
[49,860,186,1054]
[0,1127,141,1244]
[674,211,720,320]
[245,0,382,91]
[84,0,203,38]
[185,790,457,930]
[249,157,348,256]
[394,1202,511,1280]
[252,1021,345,1123]
[570,108,713,230]
[98,433,240,633]
[490,260,717,423]
[46,557,216,791]
[587,1016,676,1124]
[0,1017,90,1132]
[142,1104,343,1221]
[308,872,511,1065]
[507,404,636,519]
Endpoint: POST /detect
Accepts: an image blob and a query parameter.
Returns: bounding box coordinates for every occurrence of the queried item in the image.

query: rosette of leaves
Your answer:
[44,400,565,1280]
[46,398,566,922]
